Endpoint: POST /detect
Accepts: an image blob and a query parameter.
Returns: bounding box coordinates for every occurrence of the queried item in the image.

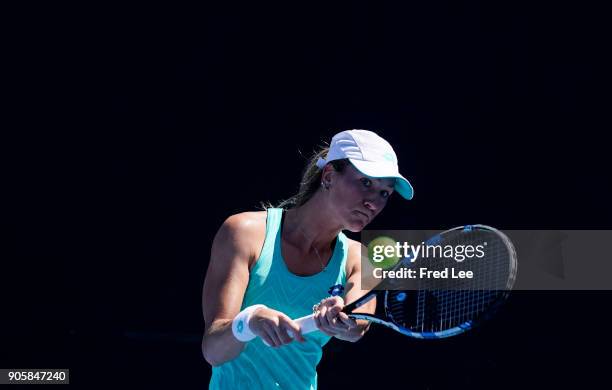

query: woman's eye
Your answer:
[361,178,372,187]
[380,191,389,199]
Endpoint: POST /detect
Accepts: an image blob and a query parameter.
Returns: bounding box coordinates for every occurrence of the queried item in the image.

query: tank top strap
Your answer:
[247,207,283,280]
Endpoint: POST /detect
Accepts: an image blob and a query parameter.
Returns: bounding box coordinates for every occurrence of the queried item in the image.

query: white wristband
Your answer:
[231,304,266,342]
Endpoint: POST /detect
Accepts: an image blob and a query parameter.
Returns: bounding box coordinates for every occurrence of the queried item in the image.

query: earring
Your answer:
[321,181,329,190]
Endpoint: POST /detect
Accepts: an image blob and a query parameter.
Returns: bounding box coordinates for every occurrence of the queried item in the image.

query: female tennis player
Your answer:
[202,129,414,389]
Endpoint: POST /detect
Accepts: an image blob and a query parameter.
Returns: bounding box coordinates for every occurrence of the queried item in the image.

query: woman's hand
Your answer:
[249,307,306,347]
[313,296,358,337]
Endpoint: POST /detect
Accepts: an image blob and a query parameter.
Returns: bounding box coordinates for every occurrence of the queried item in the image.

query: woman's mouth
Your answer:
[353,210,370,222]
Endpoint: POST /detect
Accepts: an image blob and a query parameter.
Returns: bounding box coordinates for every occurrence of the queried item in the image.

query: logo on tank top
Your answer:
[328,284,344,296]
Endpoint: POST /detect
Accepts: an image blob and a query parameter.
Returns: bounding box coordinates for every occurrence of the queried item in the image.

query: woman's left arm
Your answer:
[313,240,376,342]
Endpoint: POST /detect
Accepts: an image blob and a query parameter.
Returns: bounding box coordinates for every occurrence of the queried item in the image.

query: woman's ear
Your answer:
[321,165,334,189]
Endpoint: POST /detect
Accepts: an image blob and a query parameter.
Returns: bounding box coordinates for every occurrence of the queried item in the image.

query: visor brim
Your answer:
[349,159,414,200]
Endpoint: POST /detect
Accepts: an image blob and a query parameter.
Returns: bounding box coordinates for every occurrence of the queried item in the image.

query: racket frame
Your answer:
[342,224,517,339]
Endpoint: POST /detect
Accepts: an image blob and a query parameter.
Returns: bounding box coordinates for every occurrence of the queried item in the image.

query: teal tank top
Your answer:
[209,208,349,389]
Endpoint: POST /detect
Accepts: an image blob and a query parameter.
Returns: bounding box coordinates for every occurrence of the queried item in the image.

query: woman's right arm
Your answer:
[201,213,304,367]
[201,213,253,366]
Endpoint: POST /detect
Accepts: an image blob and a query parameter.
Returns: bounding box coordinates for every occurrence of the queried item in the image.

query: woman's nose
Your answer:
[363,199,378,212]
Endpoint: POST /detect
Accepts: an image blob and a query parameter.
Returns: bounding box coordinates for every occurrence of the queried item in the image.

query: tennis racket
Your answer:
[293,225,517,339]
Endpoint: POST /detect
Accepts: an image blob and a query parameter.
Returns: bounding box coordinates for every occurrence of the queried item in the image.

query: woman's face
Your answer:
[323,163,396,232]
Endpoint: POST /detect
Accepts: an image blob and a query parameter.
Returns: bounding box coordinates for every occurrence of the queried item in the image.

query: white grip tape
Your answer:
[287,314,318,339]
[231,304,266,342]
[295,314,318,334]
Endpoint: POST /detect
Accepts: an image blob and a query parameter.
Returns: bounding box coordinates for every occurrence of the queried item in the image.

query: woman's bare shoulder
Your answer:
[214,211,268,263]
[346,237,363,254]
[345,237,365,275]
[221,211,267,233]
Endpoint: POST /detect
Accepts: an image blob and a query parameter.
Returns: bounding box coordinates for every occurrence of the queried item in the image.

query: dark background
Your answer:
[5,1,611,389]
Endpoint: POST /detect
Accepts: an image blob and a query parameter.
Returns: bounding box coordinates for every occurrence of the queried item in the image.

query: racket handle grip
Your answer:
[295,314,318,334]
[286,314,318,339]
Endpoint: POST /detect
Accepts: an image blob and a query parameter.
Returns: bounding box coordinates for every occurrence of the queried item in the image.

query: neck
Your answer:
[283,192,342,253]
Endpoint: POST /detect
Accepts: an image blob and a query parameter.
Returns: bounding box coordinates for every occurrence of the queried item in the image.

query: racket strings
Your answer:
[385,228,515,334]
